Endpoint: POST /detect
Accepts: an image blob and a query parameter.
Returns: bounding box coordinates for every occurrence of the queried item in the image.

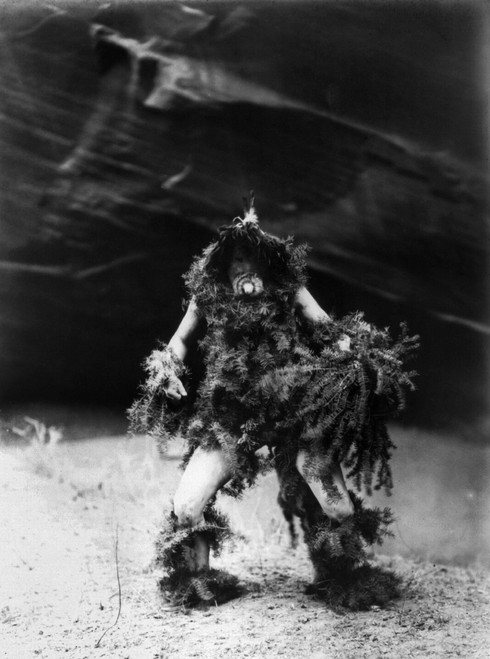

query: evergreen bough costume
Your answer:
[129,197,419,610]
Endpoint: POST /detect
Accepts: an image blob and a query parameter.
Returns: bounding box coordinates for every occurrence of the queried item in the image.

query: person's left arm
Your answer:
[294,286,351,351]
[294,286,331,323]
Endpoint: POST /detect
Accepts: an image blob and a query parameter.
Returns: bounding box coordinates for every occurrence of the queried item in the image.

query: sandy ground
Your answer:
[1,429,489,659]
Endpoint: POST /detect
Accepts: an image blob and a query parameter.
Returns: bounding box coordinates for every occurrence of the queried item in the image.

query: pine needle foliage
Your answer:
[304,492,401,610]
[307,563,402,611]
[156,503,242,607]
[127,342,190,454]
[308,492,394,560]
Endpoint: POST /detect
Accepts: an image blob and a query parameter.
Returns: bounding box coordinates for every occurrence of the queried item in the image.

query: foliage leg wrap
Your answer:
[305,493,401,610]
[155,502,242,607]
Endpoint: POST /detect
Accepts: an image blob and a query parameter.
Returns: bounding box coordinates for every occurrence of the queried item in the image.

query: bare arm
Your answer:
[294,286,331,323]
[149,298,202,400]
[167,297,202,362]
[295,286,351,351]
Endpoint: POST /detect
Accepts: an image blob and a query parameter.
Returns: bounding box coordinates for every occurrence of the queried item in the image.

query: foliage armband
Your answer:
[144,345,186,392]
[127,343,190,445]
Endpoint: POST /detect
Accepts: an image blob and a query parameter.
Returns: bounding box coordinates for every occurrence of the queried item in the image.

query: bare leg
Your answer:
[296,449,354,522]
[173,447,232,571]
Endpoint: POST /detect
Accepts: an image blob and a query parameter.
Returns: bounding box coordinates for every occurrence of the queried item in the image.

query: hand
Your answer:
[164,376,187,401]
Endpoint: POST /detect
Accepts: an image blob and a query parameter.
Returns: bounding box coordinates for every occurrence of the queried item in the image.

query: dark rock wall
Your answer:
[0,1,488,433]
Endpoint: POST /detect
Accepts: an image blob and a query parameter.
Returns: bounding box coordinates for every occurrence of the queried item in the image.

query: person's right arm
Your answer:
[167,297,201,362]
[149,297,202,401]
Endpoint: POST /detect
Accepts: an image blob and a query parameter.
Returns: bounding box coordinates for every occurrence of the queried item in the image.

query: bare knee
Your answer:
[322,495,354,522]
[296,450,354,522]
[172,447,232,528]
[173,491,205,528]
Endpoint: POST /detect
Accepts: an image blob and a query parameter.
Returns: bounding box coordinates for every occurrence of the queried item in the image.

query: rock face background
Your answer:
[0,1,488,432]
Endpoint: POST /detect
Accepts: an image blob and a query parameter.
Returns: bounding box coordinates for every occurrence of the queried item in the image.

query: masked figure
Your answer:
[129,195,418,609]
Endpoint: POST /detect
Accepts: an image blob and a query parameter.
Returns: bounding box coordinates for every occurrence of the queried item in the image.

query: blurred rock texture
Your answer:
[0,1,488,431]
